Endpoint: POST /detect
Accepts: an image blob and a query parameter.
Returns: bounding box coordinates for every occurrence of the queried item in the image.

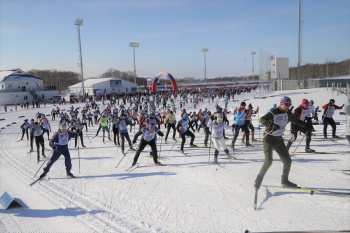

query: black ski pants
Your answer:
[323,117,336,138]
[165,123,176,140]
[180,130,195,150]
[133,138,159,164]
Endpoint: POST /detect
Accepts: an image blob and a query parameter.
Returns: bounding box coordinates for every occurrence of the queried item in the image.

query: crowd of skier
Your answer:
[17,86,345,188]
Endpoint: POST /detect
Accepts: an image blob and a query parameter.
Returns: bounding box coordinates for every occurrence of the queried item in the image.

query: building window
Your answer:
[131,87,137,92]
[126,88,128,92]
[24,96,28,100]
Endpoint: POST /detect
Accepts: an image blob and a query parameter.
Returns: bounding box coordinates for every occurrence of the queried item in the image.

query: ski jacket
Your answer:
[260,107,308,137]
[234,106,247,126]
[322,104,343,118]
[164,114,176,124]
[49,130,77,148]
[141,126,162,142]
[207,119,231,138]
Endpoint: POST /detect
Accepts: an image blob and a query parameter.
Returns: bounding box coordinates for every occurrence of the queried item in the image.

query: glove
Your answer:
[157,131,164,137]
[271,124,280,132]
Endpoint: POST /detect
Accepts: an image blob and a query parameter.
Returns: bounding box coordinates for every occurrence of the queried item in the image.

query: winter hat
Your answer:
[310,100,314,104]
[183,113,188,118]
[280,96,292,106]
[301,99,309,104]
[240,101,246,106]
[272,103,277,108]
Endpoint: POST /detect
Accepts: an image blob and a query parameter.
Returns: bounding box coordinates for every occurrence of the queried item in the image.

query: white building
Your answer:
[0,69,58,105]
[66,77,138,97]
[271,57,289,79]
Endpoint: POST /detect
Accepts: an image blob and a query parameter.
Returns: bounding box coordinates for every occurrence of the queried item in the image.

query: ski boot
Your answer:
[66,170,75,178]
[281,176,298,188]
[305,148,315,153]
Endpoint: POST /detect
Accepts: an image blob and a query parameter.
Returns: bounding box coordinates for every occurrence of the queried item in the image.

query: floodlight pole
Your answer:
[129,42,139,84]
[202,48,208,82]
[75,18,85,98]
[297,0,302,89]
[251,51,256,81]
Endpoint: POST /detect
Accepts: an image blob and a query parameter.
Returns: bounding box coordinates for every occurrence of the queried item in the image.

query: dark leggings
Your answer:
[323,117,336,138]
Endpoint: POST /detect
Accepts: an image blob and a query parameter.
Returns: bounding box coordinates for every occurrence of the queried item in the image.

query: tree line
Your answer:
[27,59,349,92]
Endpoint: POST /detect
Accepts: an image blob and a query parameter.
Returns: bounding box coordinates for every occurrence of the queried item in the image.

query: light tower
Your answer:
[74,18,85,97]
[129,42,139,84]
[251,51,256,80]
[202,48,208,82]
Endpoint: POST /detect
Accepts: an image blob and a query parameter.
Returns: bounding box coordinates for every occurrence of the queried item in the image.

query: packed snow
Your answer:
[0,87,349,233]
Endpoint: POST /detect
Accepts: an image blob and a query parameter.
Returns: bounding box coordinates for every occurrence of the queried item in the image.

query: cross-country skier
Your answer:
[131,124,164,166]
[286,99,315,153]
[116,113,136,154]
[164,110,177,142]
[254,96,312,190]
[33,122,46,161]
[39,122,78,179]
[177,113,197,154]
[231,102,251,149]
[207,117,233,164]
[20,119,29,140]
[322,99,344,139]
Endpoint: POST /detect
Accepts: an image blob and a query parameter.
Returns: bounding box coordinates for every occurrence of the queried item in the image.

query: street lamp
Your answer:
[202,48,208,82]
[250,51,256,80]
[74,18,85,98]
[129,42,139,84]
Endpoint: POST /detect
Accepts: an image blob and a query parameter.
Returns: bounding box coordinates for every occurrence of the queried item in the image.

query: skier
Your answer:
[19,119,30,140]
[231,102,251,149]
[241,103,259,143]
[164,110,177,142]
[322,99,344,139]
[207,117,233,164]
[254,96,312,190]
[99,112,111,142]
[286,99,315,153]
[131,124,164,166]
[177,113,197,154]
[33,122,46,161]
[74,118,86,148]
[39,122,78,179]
[116,113,136,154]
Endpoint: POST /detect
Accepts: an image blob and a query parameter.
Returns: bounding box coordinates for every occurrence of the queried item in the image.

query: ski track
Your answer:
[0,127,150,232]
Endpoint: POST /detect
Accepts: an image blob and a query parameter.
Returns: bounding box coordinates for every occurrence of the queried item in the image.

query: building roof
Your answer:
[0,69,42,82]
[69,77,137,89]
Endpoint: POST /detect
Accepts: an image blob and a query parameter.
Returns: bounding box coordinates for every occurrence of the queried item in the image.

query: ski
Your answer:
[245,230,349,233]
[145,163,178,167]
[300,151,336,154]
[29,176,45,186]
[125,163,139,172]
[254,189,258,210]
[262,185,350,196]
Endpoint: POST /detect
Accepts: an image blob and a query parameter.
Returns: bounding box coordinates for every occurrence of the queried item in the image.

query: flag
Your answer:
[269,55,274,61]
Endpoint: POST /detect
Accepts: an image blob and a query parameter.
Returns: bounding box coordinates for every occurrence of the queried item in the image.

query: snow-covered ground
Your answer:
[0,88,349,233]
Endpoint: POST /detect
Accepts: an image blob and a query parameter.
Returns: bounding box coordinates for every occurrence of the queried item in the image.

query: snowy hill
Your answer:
[0,88,349,233]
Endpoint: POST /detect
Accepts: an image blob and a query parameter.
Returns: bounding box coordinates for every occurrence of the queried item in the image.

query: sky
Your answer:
[1,0,349,79]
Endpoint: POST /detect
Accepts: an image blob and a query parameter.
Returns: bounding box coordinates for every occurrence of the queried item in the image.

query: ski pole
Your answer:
[86,132,92,143]
[208,123,213,165]
[78,143,81,173]
[158,137,162,159]
[33,150,54,179]
[217,130,273,170]
[291,131,308,155]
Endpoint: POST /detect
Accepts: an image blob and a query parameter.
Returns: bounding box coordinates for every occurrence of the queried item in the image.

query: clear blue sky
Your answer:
[1,0,349,79]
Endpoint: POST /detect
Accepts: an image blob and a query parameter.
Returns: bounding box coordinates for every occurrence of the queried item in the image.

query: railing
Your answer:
[0,87,46,93]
